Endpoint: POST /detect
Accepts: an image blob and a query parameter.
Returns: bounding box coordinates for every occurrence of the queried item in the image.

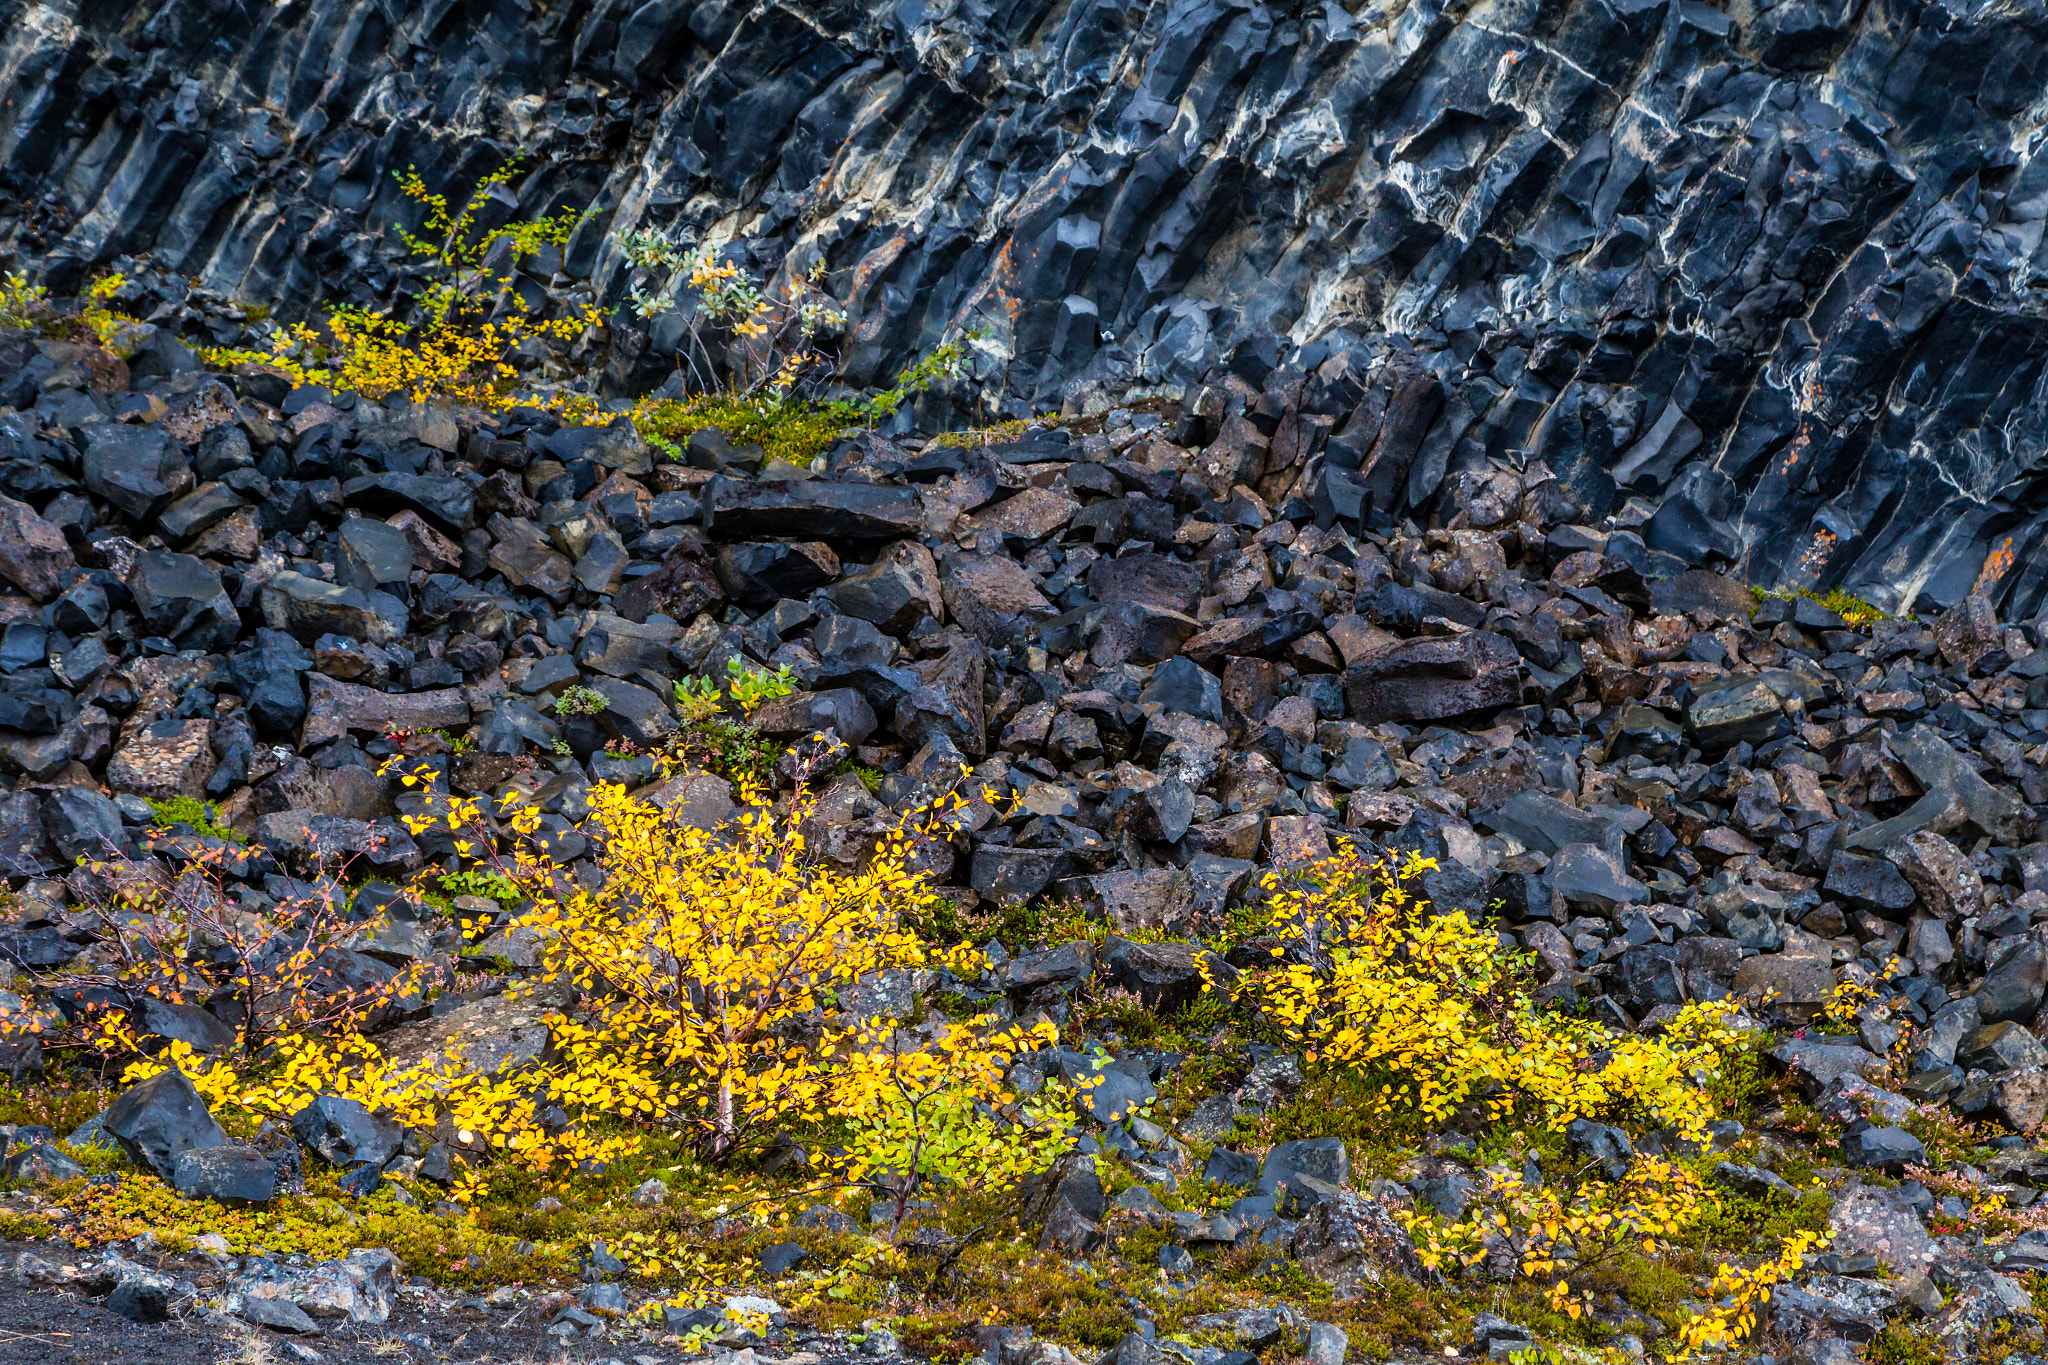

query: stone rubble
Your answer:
[1,266,2048,1360]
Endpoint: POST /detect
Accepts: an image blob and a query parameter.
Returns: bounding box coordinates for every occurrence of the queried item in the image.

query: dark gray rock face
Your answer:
[172,1144,280,1206]
[7,0,2048,602]
[102,1068,229,1179]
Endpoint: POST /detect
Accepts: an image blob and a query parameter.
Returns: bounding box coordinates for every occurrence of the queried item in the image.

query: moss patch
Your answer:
[633,392,866,467]
[1748,584,1888,629]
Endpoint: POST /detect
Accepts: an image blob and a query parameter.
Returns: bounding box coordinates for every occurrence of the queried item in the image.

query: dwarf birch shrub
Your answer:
[397,761,998,1165]
[205,161,600,408]
[1400,1155,1713,1321]
[827,1017,1076,1233]
[14,843,439,1067]
[1217,846,1753,1141]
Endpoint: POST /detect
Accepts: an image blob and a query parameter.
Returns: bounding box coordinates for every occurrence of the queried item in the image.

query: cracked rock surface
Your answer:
[6,1,2048,599]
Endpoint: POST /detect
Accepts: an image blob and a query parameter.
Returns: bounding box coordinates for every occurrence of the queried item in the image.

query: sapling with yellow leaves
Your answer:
[1671,1229,1831,1360]
[204,160,600,408]
[827,1014,1076,1235]
[0,271,48,328]
[391,749,992,1166]
[1399,1155,1713,1321]
[1215,845,1754,1141]
[9,840,438,1065]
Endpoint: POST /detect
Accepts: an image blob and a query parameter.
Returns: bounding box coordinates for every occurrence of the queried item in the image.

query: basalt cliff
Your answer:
[5,0,2048,605]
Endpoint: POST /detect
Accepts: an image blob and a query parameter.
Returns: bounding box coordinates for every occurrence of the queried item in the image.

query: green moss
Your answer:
[832,759,883,794]
[1866,1322,1946,1365]
[31,1170,573,1287]
[1323,1280,1474,1359]
[634,392,867,467]
[927,420,1032,449]
[440,867,520,905]
[1683,1184,1833,1262]
[146,795,247,844]
[1747,584,1888,629]
[0,1078,113,1131]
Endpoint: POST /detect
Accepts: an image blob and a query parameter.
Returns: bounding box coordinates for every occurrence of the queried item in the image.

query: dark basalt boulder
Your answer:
[290,1094,404,1170]
[102,1068,229,1180]
[1343,632,1521,724]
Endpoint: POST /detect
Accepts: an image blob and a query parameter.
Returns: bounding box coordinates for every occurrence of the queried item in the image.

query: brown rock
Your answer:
[1182,616,1259,666]
[1266,815,1333,866]
[106,718,214,801]
[614,535,726,623]
[1184,811,1264,860]
[1343,631,1521,724]
[0,495,75,601]
[486,520,573,602]
[1935,593,2000,671]
[303,676,470,748]
[1731,952,1834,1014]
[1089,552,1203,615]
[940,551,1051,647]
[1993,1068,2048,1131]
[385,511,464,574]
[963,485,1079,542]
[189,506,262,560]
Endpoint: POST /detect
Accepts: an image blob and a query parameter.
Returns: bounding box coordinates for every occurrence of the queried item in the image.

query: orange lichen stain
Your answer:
[1974,537,2018,598]
[1795,528,1838,576]
[1009,167,1074,224]
[1769,428,1811,479]
[991,241,1023,322]
[852,232,912,295]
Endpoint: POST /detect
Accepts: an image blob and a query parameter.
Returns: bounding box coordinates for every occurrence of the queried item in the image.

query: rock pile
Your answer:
[12,287,2048,1357]
[7,0,2048,608]
[0,299,2037,1105]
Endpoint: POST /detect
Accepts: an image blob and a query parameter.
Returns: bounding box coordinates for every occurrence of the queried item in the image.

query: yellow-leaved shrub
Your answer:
[494,775,983,1159]
[383,755,1068,1198]
[205,162,601,409]
[1216,847,1753,1140]
[1399,1155,1711,1321]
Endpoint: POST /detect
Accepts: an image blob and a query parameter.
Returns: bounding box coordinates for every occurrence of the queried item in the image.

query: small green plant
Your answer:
[554,685,611,717]
[0,272,49,330]
[145,796,247,845]
[550,737,574,758]
[671,660,793,719]
[666,716,780,789]
[866,335,974,419]
[834,1059,1077,1237]
[672,674,725,723]
[440,868,520,906]
[619,233,844,396]
[834,760,883,794]
[617,228,976,468]
[449,732,476,757]
[724,659,795,714]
